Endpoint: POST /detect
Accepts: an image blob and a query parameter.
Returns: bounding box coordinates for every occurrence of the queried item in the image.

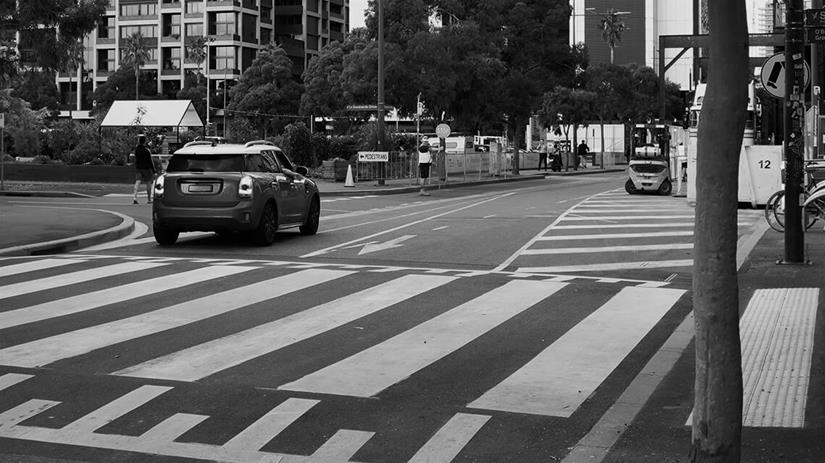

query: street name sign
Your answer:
[805,26,825,43]
[357,151,389,162]
[804,8,825,27]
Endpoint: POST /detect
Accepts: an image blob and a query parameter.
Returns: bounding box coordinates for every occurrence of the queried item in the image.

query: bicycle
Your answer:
[764,161,825,232]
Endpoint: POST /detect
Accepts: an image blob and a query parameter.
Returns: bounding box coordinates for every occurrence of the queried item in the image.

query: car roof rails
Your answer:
[244,140,276,147]
[184,140,217,147]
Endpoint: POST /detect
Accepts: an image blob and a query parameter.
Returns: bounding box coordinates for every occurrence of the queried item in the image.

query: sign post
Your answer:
[0,113,5,191]
[435,123,450,182]
[784,1,807,264]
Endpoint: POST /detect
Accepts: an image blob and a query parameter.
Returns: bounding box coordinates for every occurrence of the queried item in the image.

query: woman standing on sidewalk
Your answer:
[418,141,432,196]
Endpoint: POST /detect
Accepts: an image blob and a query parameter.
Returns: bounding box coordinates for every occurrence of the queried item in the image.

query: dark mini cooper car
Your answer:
[152,140,320,246]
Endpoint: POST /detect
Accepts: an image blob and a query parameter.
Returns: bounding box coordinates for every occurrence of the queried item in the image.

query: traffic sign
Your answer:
[805,26,825,43]
[435,123,451,139]
[760,53,810,99]
[357,151,389,162]
[804,8,825,27]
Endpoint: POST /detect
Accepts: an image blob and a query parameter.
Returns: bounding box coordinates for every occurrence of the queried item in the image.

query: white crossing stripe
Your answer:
[561,215,694,221]
[0,258,85,278]
[0,265,253,330]
[61,385,172,436]
[0,373,34,391]
[280,280,567,397]
[0,269,353,368]
[517,260,694,273]
[407,413,490,463]
[537,231,694,240]
[0,399,61,438]
[310,429,375,460]
[552,223,694,230]
[222,398,319,451]
[521,243,693,255]
[0,262,167,299]
[469,286,685,417]
[138,413,209,446]
[115,274,454,382]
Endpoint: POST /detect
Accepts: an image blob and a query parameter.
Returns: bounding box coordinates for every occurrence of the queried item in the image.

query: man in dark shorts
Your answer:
[132,135,156,204]
[418,140,432,196]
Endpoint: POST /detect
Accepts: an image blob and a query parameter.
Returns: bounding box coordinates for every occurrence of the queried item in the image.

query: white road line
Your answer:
[0,269,353,368]
[0,373,33,391]
[0,265,253,330]
[561,215,694,221]
[569,208,687,213]
[0,262,167,299]
[407,413,491,463]
[280,280,567,397]
[222,398,319,451]
[61,385,172,436]
[0,258,85,278]
[522,243,693,255]
[552,223,694,230]
[517,260,694,273]
[138,413,209,446]
[115,274,454,382]
[302,193,514,257]
[311,429,374,460]
[538,231,694,240]
[469,286,685,417]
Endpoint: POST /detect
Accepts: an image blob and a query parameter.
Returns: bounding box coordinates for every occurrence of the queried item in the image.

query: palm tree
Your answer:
[598,9,627,64]
[186,36,209,85]
[63,39,84,118]
[121,32,150,100]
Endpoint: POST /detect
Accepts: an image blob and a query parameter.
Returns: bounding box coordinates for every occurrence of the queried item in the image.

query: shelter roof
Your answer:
[100,100,203,128]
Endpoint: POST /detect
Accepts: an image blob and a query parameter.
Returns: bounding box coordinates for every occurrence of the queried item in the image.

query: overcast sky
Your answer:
[350,0,368,29]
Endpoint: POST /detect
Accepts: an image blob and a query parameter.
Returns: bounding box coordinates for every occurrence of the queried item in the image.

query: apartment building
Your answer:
[42,0,349,116]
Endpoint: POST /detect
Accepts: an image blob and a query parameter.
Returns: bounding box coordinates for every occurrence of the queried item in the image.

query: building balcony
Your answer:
[161,34,182,43]
[96,37,116,45]
[275,23,302,35]
[274,5,302,15]
[161,68,182,76]
[161,1,182,9]
[329,30,344,42]
[96,69,115,78]
[206,0,241,9]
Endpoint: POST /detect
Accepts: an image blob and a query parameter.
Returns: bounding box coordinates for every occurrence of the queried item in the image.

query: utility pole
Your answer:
[813,0,823,159]
[376,0,386,185]
[783,0,806,263]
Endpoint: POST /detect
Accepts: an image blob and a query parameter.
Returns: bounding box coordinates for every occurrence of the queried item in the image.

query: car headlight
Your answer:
[154,174,165,198]
[238,175,253,198]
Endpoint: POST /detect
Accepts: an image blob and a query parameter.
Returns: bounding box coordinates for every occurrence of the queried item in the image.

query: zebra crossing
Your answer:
[0,253,816,461]
[498,190,766,275]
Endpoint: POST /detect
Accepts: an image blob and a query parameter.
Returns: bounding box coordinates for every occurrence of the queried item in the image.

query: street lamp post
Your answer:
[376,0,386,185]
[204,37,215,135]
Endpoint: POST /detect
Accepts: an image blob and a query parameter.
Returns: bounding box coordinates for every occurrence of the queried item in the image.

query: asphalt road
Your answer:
[0,172,770,462]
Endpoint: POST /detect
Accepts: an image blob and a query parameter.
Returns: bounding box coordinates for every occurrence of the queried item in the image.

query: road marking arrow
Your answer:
[358,235,416,255]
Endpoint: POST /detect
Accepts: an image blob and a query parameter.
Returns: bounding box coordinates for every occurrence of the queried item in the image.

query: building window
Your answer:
[120,3,157,16]
[212,12,236,35]
[98,16,115,39]
[97,49,115,71]
[260,28,271,44]
[212,46,235,70]
[261,5,271,21]
[163,47,181,69]
[186,1,204,14]
[121,25,158,38]
[163,14,181,37]
[185,23,204,38]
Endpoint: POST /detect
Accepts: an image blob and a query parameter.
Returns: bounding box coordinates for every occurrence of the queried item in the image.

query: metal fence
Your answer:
[354,150,522,183]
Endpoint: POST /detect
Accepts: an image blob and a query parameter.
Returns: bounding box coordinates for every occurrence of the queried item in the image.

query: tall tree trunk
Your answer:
[691,1,748,462]
[135,68,140,100]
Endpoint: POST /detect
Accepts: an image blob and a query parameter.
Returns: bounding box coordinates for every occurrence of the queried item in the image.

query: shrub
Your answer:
[282,122,315,167]
[31,154,52,164]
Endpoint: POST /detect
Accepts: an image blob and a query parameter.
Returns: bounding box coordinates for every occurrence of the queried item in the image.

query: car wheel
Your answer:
[658,179,673,196]
[300,197,320,235]
[625,179,638,195]
[252,203,278,246]
[153,223,179,246]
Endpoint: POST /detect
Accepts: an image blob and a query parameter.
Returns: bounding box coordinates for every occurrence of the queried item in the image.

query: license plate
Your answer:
[188,185,213,193]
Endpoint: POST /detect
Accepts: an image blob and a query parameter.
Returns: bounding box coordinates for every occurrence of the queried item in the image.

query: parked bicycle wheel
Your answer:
[765,190,785,232]
[765,190,817,231]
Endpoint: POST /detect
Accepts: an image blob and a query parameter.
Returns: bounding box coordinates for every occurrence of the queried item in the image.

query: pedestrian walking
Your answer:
[577,140,590,170]
[132,135,156,204]
[537,140,548,171]
[417,140,433,196]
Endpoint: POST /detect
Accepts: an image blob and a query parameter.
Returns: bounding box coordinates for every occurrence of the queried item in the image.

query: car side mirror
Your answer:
[296,166,308,176]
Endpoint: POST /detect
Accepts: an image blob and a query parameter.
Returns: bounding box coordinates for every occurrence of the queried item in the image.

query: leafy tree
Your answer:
[300,40,348,118]
[186,36,209,84]
[227,43,303,137]
[63,40,85,117]
[12,70,59,112]
[282,122,315,167]
[582,63,634,167]
[0,89,47,157]
[538,86,596,169]
[597,9,627,64]
[91,65,159,113]
[3,0,106,72]
[121,32,150,100]
[691,0,748,461]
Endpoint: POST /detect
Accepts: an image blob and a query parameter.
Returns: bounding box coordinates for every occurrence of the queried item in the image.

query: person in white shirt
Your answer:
[418,140,433,196]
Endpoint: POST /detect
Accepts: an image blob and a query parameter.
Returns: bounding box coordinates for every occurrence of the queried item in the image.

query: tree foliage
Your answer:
[228,43,304,137]
[13,70,60,112]
[4,0,107,72]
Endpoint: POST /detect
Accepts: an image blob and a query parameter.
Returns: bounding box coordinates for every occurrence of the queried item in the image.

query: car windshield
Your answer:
[167,154,244,172]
